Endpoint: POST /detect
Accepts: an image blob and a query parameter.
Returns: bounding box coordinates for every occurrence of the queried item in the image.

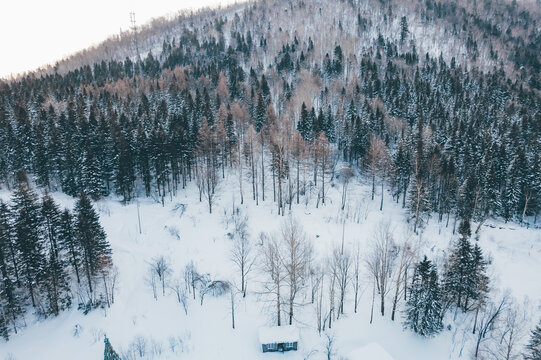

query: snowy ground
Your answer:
[1,174,540,360]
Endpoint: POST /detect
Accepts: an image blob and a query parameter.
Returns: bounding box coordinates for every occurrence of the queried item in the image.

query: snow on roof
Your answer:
[346,343,395,360]
[258,325,300,344]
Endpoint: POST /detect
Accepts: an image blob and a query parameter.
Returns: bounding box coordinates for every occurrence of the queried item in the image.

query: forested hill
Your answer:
[0,0,540,226]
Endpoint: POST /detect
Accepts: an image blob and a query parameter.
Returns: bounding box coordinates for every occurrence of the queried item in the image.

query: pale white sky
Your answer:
[0,0,240,79]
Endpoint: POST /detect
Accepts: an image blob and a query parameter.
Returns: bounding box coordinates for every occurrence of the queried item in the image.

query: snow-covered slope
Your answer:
[1,173,540,360]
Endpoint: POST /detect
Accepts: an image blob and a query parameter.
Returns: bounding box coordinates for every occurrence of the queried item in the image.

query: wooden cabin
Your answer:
[258,325,299,353]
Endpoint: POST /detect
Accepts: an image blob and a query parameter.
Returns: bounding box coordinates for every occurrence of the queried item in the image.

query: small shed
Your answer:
[258,325,299,353]
[345,343,395,360]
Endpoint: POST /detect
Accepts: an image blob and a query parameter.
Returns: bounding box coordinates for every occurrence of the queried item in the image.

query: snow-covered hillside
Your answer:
[1,173,540,360]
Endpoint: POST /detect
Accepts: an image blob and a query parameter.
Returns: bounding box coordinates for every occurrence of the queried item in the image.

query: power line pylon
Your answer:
[130,11,141,61]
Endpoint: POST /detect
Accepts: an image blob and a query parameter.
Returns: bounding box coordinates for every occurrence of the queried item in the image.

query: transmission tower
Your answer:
[130,11,141,60]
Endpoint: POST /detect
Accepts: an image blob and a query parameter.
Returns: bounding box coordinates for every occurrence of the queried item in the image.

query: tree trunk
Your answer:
[380,177,384,211]
[231,290,235,329]
[370,278,375,324]
[296,159,300,204]
[261,142,265,201]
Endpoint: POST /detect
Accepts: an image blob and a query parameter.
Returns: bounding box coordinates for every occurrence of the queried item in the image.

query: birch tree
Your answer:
[365,221,398,317]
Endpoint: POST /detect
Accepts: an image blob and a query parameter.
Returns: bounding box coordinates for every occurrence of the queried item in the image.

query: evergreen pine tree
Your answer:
[41,193,62,259]
[254,93,266,132]
[400,16,409,43]
[136,125,152,197]
[394,140,411,208]
[404,256,443,337]
[297,102,311,141]
[524,319,541,360]
[43,249,71,316]
[104,335,121,360]
[114,131,136,203]
[74,192,112,295]
[59,209,81,284]
[82,144,105,200]
[443,219,489,311]
[0,201,22,340]
[33,120,50,190]
[11,177,46,308]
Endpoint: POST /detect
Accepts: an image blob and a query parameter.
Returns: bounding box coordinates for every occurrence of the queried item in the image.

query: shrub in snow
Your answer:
[72,324,82,337]
[168,336,184,354]
[131,335,147,358]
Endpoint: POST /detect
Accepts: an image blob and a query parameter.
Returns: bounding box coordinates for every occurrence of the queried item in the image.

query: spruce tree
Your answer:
[104,335,121,360]
[400,16,409,43]
[297,102,311,141]
[11,178,46,308]
[404,256,443,337]
[394,141,411,208]
[443,219,489,311]
[59,209,81,284]
[135,125,152,197]
[33,120,50,190]
[524,319,541,360]
[0,201,22,340]
[43,249,71,316]
[40,193,72,316]
[443,223,473,310]
[41,193,62,259]
[82,145,105,201]
[114,132,135,203]
[75,192,112,295]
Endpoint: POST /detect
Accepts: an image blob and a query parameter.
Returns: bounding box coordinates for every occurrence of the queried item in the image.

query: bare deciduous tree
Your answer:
[230,211,255,297]
[132,335,147,358]
[244,124,259,204]
[390,231,419,321]
[150,256,171,297]
[259,234,284,326]
[365,221,398,317]
[329,246,352,317]
[473,291,511,358]
[365,134,393,211]
[291,130,306,205]
[259,218,313,326]
[313,132,331,207]
[232,102,249,205]
[339,166,354,211]
[310,265,326,333]
[184,261,200,300]
[196,117,220,213]
[479,297,530,360]
[169,275,189,315]
[279,218,313,325]
[323,332,336,360]
[352,240,362,313]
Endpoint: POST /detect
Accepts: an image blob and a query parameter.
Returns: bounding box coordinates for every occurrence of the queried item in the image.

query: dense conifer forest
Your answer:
[0,0,540,357]
[1,0,539,223]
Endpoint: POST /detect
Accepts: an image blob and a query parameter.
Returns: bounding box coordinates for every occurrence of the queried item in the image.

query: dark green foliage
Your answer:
[297,102,311,141]
[104,335,121,360]
[400,16,409,42]
[404,256,443,337]
[11,181,46,308]
[0,201,23,340]
[74,192,112,294]
[443,220,489,311]
[524,320,541,360]
[59,209,81,284]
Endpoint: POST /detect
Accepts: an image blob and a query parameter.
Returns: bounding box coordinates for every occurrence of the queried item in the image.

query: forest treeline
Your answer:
[1,2,539,225]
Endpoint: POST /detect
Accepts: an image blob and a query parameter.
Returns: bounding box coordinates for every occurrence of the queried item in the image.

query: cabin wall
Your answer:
[260,342,298,353]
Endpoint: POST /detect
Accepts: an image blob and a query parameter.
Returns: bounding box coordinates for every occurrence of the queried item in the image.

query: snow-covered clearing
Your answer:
[1,173,540,360]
